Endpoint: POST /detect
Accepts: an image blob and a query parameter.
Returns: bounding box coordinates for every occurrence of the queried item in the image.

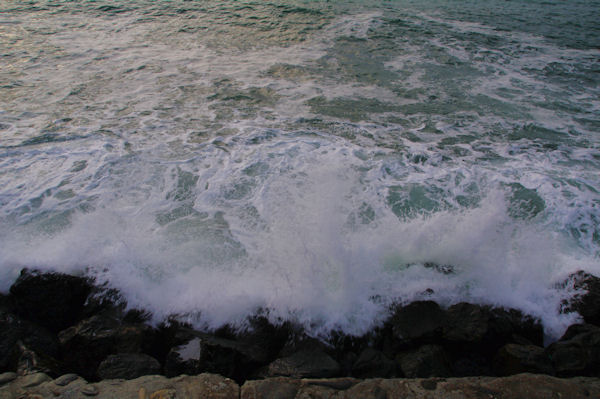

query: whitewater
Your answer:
[1,0,599,340]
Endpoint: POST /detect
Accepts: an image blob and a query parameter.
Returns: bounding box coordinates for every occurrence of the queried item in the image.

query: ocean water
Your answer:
[1,0,599,340]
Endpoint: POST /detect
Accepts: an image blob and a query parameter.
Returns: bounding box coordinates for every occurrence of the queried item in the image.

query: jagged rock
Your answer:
[235,316,292,360]
[165,337,203,377]
[97,353,160,380]
[264,350,341,378]
[560,271,600,326]
[390,301,445,344]
[442,303,543,350]
[58,314,157,380]
[442,303,490,343]
[397,344,452,378]
[493,343,553,376]
[546,324,600,377]
[164,333,269,382]
[14,341,62,378]
[8,269,92,332]
[351,348,397,378]
[0,310,58,372]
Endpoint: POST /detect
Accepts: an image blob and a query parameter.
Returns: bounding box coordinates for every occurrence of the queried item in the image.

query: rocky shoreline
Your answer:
[2,371,600,399]
[1,268,599,397]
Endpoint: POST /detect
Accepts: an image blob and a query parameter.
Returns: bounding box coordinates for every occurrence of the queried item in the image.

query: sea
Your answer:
[1,0,599,341]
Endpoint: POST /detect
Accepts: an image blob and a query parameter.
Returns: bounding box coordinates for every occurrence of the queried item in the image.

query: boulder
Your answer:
[58,314,157,380]
[397,344,452,378]
[442,303,490,344]
[493,343,553,376]
[351,348,397,378]
[264,350,341,379]
[14,341,62,378]
[442,303,543,350]
[164,333,269,382]
[546,324,600,377]
[9,269,92,332]
[390,301,445,345]
[560,271,600,326]
[0,310,58,372]
[97,353,160,380]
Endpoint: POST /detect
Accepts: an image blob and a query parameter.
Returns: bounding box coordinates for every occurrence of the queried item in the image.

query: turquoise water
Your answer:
[1,0,599,339]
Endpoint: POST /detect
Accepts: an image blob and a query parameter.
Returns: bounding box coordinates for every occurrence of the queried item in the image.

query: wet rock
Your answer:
[264,349,341,378]
[53,373,80,386]
[0,371,17,385]
[20,372,51,388]
[390,301,445,345]
[397,344,452,378]
[442,303,543,350]
[58,314,157,380]
[546,324,600,377]
[451,352,492,377]
[97,353,160,380]
[493,343,553,376]
[442,302,490,344]
[235,316,292,360]
[0,310,58,372]
[560,271,600,326]
[164,333,269,383]
[81,384,99,396]
[9,269,92,332]
[351,348,397,378]
[15,341,62,378]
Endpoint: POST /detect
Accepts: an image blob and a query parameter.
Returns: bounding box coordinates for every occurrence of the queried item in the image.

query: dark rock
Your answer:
[546,324,600,377]
[235,316,292,360]
[442,303,543,350]
[0,310,58,372]
[165,337,202,377]
[58,314,157,380]
[14,341,62,377]
[264,349,341,378]
[390,301,445,345]
[9,269,92,332]
[560,271,600,326]
[53,373,80,386]
[451,353,492,377]
[442,303,490,344]
[493,343,553,376]
[397,344,452,378]
[352,348,397,378]
[164,332,269,383]
[97,353,160,380]
[489,308,544,347]
[0,372,17,385]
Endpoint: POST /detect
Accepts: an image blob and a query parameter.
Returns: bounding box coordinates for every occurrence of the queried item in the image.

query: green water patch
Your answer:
[347,202,376,228]
[263,63,313,81]
[166,168,198,203]
[387,184,446,219]
[505,183,545,219]
[208,81,280,120]
[164,211,246,260]
[307,97,399,122]
[317,36,400,87]
[508,124,570,144]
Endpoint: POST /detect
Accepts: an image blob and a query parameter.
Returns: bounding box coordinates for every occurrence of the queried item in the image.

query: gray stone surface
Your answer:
[1,372,598,399]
